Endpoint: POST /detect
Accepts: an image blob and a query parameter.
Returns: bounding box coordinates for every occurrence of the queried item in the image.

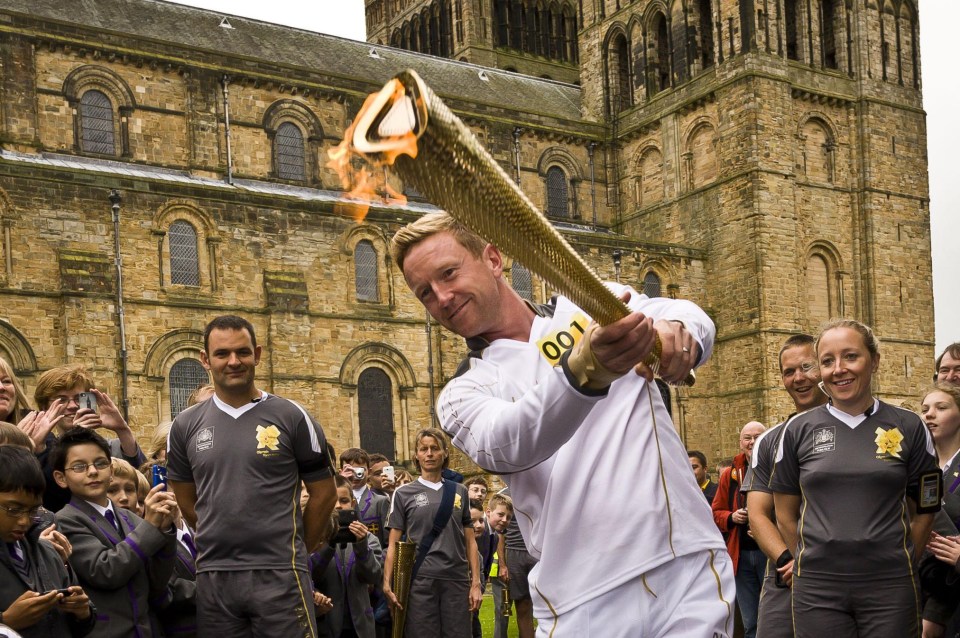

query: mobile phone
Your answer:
[382,465,395,482]
[77,391,97,412]
[152,464,168,489]
[48,588,73,596]
[331,509,359,545]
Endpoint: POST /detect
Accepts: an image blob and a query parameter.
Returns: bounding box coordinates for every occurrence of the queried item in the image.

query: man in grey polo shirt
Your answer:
[167,315,337,637]
[744,334,827,637]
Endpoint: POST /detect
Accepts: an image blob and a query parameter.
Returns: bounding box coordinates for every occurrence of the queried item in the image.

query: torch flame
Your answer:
[327,79,423,222]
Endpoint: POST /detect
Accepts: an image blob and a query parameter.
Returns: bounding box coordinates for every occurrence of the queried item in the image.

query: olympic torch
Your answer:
[330,69,693,385]
[390,540,417,638]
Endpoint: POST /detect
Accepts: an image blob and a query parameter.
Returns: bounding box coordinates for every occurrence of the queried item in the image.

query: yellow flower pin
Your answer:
[454,493,462,510]
[875,427,903,459]
[256,425,281,451]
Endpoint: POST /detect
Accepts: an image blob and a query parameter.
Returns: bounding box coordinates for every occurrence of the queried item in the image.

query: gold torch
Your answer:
[391,540,417,638]
[330,69,693,386]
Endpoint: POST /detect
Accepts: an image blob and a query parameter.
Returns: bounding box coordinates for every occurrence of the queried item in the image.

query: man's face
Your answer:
[780,345,825,412]
[938,352,960,387]
[689,457,707,484]
[486,505,512,532]
[335,486,356,512]
[739,423,765,459]
[470,507,484,536]
[467,483,488,502]
[106,476,137,511]
[53,443,112,507]
[340,463,368,490]
[0,489,42,543]
[402,232,505,340]
[201,328,261,396]
[50,383,90,432]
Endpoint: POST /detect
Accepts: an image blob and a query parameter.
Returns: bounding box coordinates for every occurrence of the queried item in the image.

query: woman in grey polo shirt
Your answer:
[772,319,939,638]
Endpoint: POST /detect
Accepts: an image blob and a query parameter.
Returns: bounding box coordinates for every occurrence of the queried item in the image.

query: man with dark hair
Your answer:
[743,333,828,638]
[688,450,717,502]
[167,314,336,637]
[937,343,960,386]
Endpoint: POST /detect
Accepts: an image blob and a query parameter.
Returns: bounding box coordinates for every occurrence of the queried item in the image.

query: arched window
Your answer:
[275,122,306,181]
[79,90,116,155]
[354,240,380,302]
[806,254,831,325]
[169,358,209,418]
[643,271,662,297]
[358,368,395,459]
[821,0,838,69]
[545,166,569,218]
[168,221,200,287]
[512,263,533,300]
[606,32,631,113]
[785,0,799,61]
[698,0,715,68]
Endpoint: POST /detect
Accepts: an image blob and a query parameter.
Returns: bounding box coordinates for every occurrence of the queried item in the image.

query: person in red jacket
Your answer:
[713,421,765,638]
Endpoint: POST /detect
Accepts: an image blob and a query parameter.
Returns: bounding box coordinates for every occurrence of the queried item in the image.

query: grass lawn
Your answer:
[478,593,521,637]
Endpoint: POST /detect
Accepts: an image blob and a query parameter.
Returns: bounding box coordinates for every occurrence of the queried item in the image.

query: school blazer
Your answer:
[311,533,383,638]
[0,533,96,638]
[55,499,176,638]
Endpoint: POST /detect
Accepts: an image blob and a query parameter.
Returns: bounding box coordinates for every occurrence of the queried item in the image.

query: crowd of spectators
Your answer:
[0,312,957,637]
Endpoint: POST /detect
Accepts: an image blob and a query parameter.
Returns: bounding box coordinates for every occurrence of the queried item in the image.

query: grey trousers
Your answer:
[792,573,920,638]
[404,576,470,638]
[756,567,793,637]
[197,569,318,638]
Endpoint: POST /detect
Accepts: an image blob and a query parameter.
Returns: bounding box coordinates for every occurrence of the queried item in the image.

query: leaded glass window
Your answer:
[169,359,208,418]
[546,166,569,218]
[79,90,116,155]
[355,240,380,302]
[512,263,533,301]
[276,122,306,181]
[169,221,200,287]
[643,271,662,298]
[358,368,395,459]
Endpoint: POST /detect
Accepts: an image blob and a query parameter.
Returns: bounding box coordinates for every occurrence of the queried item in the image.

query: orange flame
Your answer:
[327,79,421,223]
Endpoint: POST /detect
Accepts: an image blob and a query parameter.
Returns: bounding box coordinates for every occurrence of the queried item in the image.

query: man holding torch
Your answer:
[391,212,733,637]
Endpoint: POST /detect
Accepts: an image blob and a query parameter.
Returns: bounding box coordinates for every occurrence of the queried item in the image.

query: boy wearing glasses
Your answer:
[0,445,95,637]
[52,429,178,638]
[32,365,146,513]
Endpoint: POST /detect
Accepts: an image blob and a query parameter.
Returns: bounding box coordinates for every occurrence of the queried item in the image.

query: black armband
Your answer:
[775,549,792,569]
[914,470,943,514]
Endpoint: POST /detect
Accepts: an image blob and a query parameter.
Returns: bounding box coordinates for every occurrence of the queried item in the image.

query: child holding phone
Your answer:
[310,475,383,638]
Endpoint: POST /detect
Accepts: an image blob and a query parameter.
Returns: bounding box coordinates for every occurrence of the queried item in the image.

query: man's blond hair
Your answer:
[391,212,487,272]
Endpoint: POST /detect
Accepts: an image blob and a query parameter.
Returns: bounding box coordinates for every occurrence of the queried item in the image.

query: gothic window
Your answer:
[168,221,200,287]
[687,123,719,189]
[354,240,380,302]
[643,271,662,297]
[899,1,918,88]
[806,254,831,325]
[358,368,395,459]
[545,166,569,218]
[79,90,116,155]
[275,122,306,182]
[169,358,208,418]
[495,0,509,46]
[739,0,754,53]
[606,31,631,113]
[512,263,533,300]
[698,0,715,68]
[800,118,834,183]
[821,0,838,69]
[785,0,799,61]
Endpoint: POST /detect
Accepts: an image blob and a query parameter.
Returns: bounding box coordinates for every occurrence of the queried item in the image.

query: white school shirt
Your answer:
[438,284,726,616]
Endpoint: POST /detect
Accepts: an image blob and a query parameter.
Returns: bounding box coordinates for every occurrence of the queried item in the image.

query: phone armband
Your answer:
[915,470,943,514]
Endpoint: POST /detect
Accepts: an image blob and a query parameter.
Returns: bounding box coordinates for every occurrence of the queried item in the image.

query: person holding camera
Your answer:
[31,365,145,513]
[339,448,390,550]
[712,420,766,638]
[311,475,383,638]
